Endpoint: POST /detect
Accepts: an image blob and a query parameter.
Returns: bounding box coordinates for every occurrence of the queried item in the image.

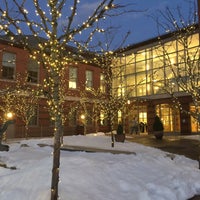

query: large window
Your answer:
[100,111,108,125]
[2,52,16,80]
[113,31,200,100]
[100,74,105,93]
[156,104,180,132]
[136,61,145,72]
[85,70,93,89]
[136,72,147,96]
[69,67,77,89]
[27,58,39,83]
[190,105,200,132]
[188,33,199,48]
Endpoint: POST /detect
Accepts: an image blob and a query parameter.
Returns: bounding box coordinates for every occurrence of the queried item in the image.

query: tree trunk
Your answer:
[51,120,61,200]
[50,67,62,200]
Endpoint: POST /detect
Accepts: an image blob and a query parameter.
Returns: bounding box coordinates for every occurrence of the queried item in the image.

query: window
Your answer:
[27,58,39,83]
[188,33,199,48]
[2,52,16,79]
[136,51,145,62]
[118,110,122,123]
[190,104,200,132]
[100,74,105,93]
[136,61,146,72]
[69,67,77,89]
[86,70,93,89]
[100,111,108,125]
[155,104,180,132]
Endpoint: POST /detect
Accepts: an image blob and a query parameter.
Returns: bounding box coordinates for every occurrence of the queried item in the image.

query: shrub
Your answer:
[153,115,164,131]
[117,123,123,135]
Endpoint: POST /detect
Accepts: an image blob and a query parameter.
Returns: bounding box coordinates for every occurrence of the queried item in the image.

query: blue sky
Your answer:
[2,0,197,50]
[109,0,196,47]
[70,0,196,49]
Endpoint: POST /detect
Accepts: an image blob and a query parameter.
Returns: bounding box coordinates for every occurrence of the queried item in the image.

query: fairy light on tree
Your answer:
[151,1,200,130]
[0,1,135,199]
[0,73,39,139]
[84,28,133,147]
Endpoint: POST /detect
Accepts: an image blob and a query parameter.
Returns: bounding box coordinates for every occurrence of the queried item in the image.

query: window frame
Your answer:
[2,51,16,80]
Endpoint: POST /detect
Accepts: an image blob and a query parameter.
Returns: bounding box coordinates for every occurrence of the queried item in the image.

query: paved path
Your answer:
[126,135,200,161]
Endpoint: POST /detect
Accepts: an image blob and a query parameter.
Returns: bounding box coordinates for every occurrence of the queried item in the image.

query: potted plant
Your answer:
[153,115,164,140]
[115,122,125,142]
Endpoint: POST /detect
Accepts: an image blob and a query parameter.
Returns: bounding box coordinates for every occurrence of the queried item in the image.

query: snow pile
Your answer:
[0,134,200,200]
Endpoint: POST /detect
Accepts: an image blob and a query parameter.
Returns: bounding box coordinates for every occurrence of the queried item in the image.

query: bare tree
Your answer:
[152,1,200,129]
[81,27,132,147]
[0,1,134,199]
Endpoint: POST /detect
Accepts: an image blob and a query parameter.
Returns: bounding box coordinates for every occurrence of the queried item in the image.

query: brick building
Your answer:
[0,36,109,138]
[1,25,199,139]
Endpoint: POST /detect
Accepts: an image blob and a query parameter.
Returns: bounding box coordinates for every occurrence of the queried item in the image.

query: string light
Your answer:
[0,0,133,199]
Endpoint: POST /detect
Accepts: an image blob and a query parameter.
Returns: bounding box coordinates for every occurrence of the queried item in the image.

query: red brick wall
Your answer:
[0,41,108,138]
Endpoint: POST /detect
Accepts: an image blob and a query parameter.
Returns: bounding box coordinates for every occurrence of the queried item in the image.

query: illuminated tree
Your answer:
[152,2,200,129]
[87,88,103,134]
[0,1,134,199]
[83,28,133,147]
[0,73,39,138]
[0,90,14,122]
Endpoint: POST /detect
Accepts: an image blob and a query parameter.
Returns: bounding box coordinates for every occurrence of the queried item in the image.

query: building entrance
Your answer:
[190,105,200,133]
[155,104,180,133]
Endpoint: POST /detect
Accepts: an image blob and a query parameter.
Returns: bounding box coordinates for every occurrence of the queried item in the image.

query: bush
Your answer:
[153,115,164,131]
[117,123,123,135]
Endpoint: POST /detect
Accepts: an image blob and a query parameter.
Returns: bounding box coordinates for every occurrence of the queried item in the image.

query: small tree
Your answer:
[153,115,164,132]
[0,74,39,138]
[152,1,200,130]
[0,1,136,198]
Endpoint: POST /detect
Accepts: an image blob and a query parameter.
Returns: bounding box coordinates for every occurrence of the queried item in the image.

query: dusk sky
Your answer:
[2,0,197,50]
[66,0,197,49]
[109,0,197,47]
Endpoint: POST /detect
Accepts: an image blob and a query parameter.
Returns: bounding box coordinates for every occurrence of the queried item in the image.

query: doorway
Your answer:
[155,104,180,133]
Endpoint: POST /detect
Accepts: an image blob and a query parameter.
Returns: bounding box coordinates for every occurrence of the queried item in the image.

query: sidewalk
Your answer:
[126,134,200,161]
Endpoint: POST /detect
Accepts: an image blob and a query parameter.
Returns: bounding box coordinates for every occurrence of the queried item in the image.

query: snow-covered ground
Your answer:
[0,133,200,200]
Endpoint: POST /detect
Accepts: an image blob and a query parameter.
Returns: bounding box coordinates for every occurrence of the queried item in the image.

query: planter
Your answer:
[0,144,9,151]
[154,131,163,140]
[115,134,125,142]
[153,115,164,140]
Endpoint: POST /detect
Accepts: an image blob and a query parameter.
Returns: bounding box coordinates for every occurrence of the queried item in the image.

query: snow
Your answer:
[0,133,200,200]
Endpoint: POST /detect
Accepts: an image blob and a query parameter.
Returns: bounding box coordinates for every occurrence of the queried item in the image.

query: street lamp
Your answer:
[80,114,85,120]
[6,112,13,120]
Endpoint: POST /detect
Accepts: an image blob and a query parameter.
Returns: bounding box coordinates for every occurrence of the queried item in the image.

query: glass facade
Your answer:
[113,33,199,98]
[113,32,200,133]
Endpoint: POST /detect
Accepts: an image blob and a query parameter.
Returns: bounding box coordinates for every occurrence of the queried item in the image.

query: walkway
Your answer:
[126,134,200,161]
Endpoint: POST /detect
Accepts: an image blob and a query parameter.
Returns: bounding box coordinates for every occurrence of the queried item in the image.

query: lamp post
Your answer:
[6,112,13,120]
[1,112,14,144]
